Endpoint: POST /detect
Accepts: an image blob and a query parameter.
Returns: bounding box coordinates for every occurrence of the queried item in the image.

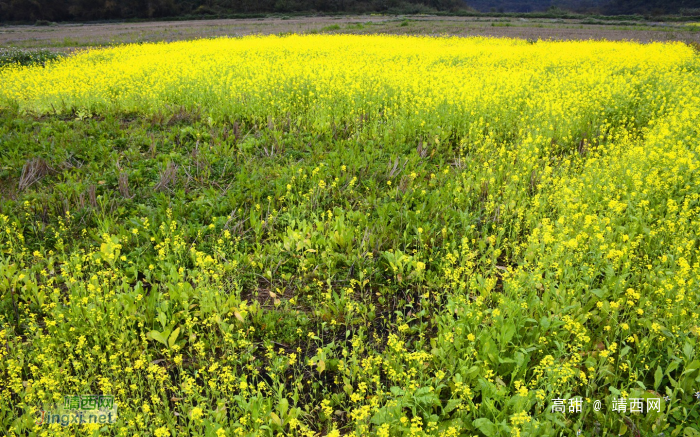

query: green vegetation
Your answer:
[1,36,699,436]
[0,48,64,69]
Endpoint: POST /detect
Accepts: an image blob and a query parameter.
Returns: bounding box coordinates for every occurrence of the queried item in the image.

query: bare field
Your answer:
[1,15,699,50]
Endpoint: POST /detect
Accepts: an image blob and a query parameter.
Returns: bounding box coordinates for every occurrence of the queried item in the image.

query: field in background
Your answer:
[1,15,700,51]
[1,28,700,437]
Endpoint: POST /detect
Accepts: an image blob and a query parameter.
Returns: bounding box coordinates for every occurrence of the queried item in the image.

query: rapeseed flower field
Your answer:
[0,35,699,436]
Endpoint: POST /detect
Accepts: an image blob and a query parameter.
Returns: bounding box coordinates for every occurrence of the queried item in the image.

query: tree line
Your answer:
[0,0,697,22]
[0,0,465,21]
[466,0,698,14]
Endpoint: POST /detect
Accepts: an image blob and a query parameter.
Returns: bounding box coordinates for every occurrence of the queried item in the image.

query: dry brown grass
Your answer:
[18,158,51,192]
[166,107,200,126]
[118,172,134,199]
[87,184,97,207]
[154,161,178,192]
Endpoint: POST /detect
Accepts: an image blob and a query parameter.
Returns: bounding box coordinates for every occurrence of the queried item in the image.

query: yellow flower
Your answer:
[191,407,204,420]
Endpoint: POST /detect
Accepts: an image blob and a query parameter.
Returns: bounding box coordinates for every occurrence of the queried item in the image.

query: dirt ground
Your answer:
[1,15,699,50]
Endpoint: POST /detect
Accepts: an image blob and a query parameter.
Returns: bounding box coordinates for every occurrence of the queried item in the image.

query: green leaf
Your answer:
[482,338,498,365]
[683,427,700,437]
[683,360,700,374]
[413,386,438,407]
[473,418,497,437]
[683,343,694,361]
[279,398,289,418]
[157,311,167,329]
[465,365,481,381]
[590,288,605,298]
[168,327,180,349]
[390,386,404,397]
[619,422,628,435]
[148,330,168,347]
[668,374,678,387]
[270,412,283,427]
[443,399,461,414]
[654,365,663,391]
[500,323,516,346]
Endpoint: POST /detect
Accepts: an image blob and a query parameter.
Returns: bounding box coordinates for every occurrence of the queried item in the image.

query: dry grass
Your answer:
[154,161,178,192]
[166,107,200,126]
[118,171,134,199]
[18,158,51,191]
[87,184,97,207]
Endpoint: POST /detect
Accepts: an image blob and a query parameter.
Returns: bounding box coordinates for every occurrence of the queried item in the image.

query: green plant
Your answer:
[0,48,64,69]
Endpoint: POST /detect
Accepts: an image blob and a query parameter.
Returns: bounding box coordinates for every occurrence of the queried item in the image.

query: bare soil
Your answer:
[1,15,699,50]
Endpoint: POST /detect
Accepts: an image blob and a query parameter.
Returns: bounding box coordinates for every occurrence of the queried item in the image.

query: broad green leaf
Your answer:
[270,412,283,427]
[168,327,180,349]
[443,399,461,413]
[148,330,168,347]
[473,418,497,437]
[278,398,289,418]
[654,366,663,391]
